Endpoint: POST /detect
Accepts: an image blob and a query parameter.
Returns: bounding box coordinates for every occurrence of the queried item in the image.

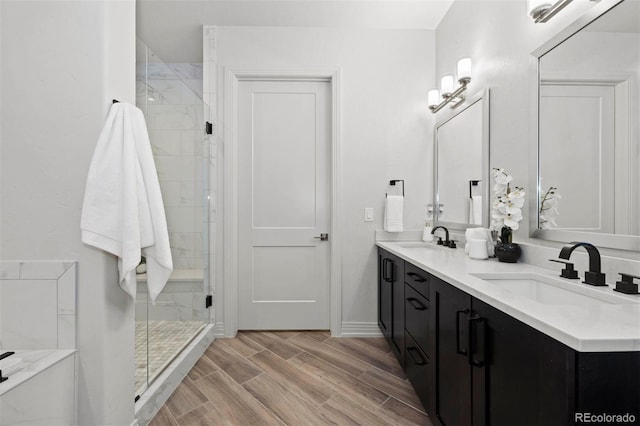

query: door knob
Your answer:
[314,233,329,241]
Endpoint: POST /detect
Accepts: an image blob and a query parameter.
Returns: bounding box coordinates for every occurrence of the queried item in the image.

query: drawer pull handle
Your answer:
[407,346,427,366]
[456,308,470,355]
[407,297,426,311]
[406,272,427,282]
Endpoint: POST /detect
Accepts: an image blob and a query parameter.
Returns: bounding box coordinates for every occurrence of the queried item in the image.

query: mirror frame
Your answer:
[434,88,490,232]
[529,0,640,252]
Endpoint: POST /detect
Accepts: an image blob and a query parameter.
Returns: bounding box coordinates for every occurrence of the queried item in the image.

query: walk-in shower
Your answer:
[134,40,211,401]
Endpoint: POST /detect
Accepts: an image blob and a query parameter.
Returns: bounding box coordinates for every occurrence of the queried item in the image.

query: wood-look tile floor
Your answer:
[149,331,433,426]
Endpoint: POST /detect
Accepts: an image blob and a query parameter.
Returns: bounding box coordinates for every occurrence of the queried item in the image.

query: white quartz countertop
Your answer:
[377,241,640,352]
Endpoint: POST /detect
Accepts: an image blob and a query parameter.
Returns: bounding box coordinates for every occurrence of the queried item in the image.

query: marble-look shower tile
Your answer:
[147,105,198,130]
[180,83,203,105]
[57,266,76,314]
[168,63,203,82]
[0,262,20,279]
[1,280,58,349]
[166,208,203,233]
[147,79,183,105]
[155,157,197,182]
[149,130,181,156]
[57,314,76,349]
[179,130,200,156]
[160,181,182,208]
[19,262,73,280]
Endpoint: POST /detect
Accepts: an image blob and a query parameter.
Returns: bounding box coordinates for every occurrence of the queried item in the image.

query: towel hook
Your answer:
[469,180,480,198]
[386,180,405,198]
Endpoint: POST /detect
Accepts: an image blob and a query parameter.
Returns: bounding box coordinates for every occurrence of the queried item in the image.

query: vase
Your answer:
[496,243,522,263]
[496,227,521,263]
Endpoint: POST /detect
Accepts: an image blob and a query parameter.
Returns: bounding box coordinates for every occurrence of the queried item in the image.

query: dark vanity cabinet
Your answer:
[429,275,640,426]
[378,248,404,365]
[404,263,430,411]
[378,249,640,425]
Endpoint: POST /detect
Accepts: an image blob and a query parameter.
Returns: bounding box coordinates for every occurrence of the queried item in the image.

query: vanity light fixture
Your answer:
[528,0,573,23]
[428,57,472,114]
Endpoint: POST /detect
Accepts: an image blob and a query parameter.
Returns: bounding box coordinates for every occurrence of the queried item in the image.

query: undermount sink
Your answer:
[396,242,442,249]
[471,272,639,306]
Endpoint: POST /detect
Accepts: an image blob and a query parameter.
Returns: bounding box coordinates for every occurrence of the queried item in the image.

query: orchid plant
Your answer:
[539,186,561,229]
[491,168,525,244]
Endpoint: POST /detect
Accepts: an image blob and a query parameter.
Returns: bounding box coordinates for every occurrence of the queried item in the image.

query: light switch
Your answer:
[364,208,374,222]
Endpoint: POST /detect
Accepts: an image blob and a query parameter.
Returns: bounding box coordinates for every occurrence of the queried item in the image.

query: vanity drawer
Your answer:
[405,283,429,351]
[404,263,429,299]
[405,332,430,411]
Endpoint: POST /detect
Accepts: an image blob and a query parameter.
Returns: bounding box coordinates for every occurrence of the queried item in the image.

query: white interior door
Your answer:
[237,78,331,330]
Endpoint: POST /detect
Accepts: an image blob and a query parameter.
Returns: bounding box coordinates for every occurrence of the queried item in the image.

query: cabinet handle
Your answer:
[406,297,426,311]
[382,259,391,282]
[468,315,486,367]
[406,272,426,282]
[456,308,470,355]
[407,346,427,366]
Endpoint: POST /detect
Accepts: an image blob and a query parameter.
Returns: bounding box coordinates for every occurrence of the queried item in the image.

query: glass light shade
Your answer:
[428,89,440,108]
[441,75,454,96]
[457,57,472,82]
[528,0,552,18]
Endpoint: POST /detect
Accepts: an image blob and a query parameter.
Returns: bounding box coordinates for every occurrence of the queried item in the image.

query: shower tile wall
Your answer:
[137,61,206,271]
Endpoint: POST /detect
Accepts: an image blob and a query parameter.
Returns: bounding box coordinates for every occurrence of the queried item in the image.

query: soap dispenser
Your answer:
[613,273,640,295]
[422,217,433,243]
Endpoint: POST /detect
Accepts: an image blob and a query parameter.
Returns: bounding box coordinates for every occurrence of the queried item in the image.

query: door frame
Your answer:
[222,68,342,337]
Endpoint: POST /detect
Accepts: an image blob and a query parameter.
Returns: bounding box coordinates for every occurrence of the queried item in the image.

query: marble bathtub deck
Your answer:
[150,331,431,426]
[0,349,75,396]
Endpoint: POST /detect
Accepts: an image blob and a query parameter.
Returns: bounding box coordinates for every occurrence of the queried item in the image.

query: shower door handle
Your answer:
[314,233,329,241]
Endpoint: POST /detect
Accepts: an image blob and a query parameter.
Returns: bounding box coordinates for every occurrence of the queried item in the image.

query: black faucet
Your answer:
[431,226,450,247]
[558,242,607,286]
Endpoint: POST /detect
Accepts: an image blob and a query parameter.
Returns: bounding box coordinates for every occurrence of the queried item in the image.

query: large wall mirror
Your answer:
[531,0,640,251]
[434,89,490,231]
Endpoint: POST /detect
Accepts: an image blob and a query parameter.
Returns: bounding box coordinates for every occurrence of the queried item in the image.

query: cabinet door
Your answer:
[378,251,392,342]
[470,298,543,425]
[429,276,472,426]
[391,253,405,365]
[405,331,430,411]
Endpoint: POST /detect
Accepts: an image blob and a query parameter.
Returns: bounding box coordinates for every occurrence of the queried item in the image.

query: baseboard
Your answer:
[339,322,383,337]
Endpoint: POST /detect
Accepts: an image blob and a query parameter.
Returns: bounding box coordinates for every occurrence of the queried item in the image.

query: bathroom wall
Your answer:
[0,1,136,424]
[212,26,435,330]
[436,0,640,267]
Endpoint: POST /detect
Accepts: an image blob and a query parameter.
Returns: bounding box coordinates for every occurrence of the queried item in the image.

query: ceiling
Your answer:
[137,0,455,63]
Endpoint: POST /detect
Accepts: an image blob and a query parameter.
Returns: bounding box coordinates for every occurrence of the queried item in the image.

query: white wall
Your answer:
[1,1,136,424]
[436,0,640,266]
[214,26,435,329]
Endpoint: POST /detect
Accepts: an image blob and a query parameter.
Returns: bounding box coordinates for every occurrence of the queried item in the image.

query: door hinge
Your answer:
[205,294,213,308]
[205,121,213,135]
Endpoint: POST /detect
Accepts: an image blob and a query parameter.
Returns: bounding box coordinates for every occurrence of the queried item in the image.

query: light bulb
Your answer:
[528,0,552,19]
[457,57,472,83]
[428,89,440,108]
[441,75,454,97]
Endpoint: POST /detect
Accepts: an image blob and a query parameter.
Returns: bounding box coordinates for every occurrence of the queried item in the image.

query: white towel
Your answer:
[469,196,483,225]
[384,195,404,233]
[81,102,172,303]
[464,227,494,257]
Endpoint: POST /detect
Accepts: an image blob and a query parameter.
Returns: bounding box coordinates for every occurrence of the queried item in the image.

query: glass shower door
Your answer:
[134,39,209,397]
